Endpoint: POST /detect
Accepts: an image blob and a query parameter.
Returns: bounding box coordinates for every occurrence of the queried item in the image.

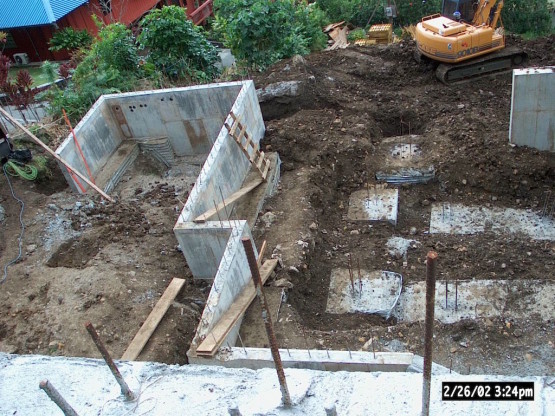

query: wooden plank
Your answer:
[196,259,279,356]
[237,125,247,142]
[256,151,265,170]
[194,177,264,222]
[121,278,185,361]
[257,240,267,267]
[262,159,271,180]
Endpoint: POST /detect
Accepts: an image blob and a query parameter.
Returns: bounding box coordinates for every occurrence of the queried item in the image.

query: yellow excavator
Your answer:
[415,0,527,83]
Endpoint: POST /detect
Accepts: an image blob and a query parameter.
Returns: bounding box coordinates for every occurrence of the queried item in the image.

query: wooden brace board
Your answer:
[121,278,185,361]
[193,177,264,223]
[195,259,278,356]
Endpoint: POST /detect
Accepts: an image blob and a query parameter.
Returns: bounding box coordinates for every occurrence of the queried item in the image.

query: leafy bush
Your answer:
[502,0,552,35]
[138,6,219,81]
[47,23,141,123]
[214,0,329,70]
[348,28,367,41]
[316,0,441,27]
[49,27,93,52]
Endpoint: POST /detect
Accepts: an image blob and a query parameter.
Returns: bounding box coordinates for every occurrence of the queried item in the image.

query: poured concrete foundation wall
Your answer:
[509,67,554,152]
[190,347,414,372]
[174,81,266,279]
[55,82,247,192]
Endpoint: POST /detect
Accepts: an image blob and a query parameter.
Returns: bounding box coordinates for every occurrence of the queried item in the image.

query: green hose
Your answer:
[5,160,38,181]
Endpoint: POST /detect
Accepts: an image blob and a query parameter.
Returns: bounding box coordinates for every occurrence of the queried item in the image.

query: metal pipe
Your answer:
[422,251,438,416]
[39,380,79,416]
[84,322,135,401]
[241,238,292,407]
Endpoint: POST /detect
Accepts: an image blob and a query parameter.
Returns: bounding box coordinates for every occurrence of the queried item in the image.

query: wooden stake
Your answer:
[0,107,113,202]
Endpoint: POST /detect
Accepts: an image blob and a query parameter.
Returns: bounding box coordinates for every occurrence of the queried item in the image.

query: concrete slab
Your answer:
[429,203,555,240]
[326,270,402,317]
[509,67,554,152]
[327,268,554,323]
[1,353,552,415]
[347,187,399,225]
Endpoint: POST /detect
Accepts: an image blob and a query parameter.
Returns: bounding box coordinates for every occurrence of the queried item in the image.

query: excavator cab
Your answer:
[442,0,476,23]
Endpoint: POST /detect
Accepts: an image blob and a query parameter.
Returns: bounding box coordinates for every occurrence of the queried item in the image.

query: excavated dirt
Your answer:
[0,36,553,375]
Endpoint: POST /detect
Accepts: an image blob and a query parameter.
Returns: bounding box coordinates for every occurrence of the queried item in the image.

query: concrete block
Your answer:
[509,67,554,152]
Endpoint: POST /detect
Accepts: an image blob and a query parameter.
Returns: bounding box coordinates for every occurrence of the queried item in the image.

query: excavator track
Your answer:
[436,47,528,84]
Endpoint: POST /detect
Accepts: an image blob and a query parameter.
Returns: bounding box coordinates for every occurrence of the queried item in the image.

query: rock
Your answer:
[350,230,360,235]
[289,266,300,273]
[260,212,277,227]
[421,199,431,207]
[274,278,293,289]
[256,81,302,103]
[0,204,4,222]
[450,347,458,353]
[462,179,467,185]
[47,204,59,211]
[26,244,37,254]
[309,222,318,231]
[410,227,417,235]
[525,353,533,362]
[457,104,465,109]
[459,341,468,348]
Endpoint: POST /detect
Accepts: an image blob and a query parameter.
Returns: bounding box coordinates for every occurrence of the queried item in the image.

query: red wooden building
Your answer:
[0,0,213,63]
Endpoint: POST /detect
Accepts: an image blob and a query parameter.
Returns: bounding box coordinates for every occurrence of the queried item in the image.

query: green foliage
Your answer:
[49,27,93,52]
[348,28,367,41]
[47,23,140,123]
[502,0,552,35]
[41,61,58,84]
[214,0,329,70]
[316,0,441,27]
[92,23,139,73]
[138,6,220,81]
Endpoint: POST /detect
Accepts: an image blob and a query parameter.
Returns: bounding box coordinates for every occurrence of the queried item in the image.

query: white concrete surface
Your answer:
[191,347,413,372]
[326,269,554,323]
[509,67,554,152]
[0,353,552,415]
[429,203,555,240]
[348,188,399,225]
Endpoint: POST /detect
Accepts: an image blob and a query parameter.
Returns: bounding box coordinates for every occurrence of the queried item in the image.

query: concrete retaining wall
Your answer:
[509,67,554,152]
[55,82,247,192]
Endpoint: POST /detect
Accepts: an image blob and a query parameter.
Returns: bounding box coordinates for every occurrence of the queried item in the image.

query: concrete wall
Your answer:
[174,80,265,278]
[55,97,123,192]
[190,348,414,372]
[509,67,554,152]
[55,82,247,192]
[187,220,260,355]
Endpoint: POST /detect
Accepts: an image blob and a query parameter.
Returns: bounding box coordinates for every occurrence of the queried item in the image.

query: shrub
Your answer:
[47,23,141,123]
[138,6,220,81]
[49,27,93,52]
[214,0,329,70]
[502,0,552,35]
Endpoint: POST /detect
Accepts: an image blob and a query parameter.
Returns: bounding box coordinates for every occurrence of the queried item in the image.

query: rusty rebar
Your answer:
[39,380,79,416]
[422,251,438,416]
[84,322,135,401]
[241,238,292,407]
[455,279,458,311]
[357,258,362,295]
[445,279,448,309]
[348,254,355,294]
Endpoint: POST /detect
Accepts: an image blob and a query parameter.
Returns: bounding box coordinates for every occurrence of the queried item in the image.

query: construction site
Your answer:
[0,34,554,415]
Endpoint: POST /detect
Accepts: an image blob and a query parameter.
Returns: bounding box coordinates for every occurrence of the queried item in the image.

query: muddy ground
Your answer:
[0,36,553,375]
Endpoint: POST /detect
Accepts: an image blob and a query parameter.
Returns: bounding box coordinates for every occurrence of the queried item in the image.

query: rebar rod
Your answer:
[85,322,135,401]
[39,380,79,416]
[241,238,291,407]
[422,251,438,416]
